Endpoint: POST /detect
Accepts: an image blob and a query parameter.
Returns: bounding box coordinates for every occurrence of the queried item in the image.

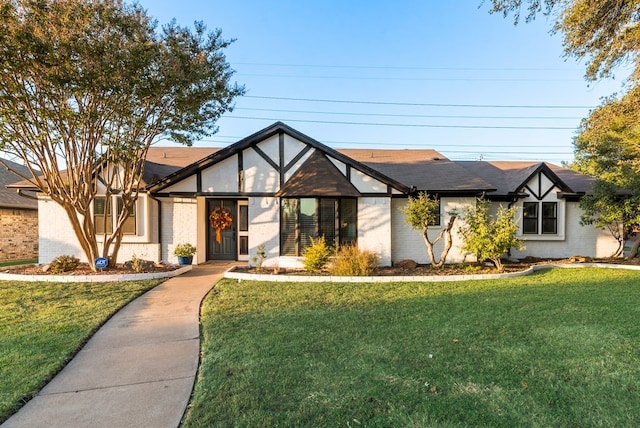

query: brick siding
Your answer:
[0,207,38,262]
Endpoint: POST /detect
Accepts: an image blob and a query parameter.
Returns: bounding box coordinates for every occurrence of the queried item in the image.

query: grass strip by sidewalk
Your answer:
[0,279,163,422]
[184,268,640,427]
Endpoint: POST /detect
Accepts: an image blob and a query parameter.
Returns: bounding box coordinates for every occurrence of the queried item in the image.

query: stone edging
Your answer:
[223,263,640,283]
[0,265,193,283]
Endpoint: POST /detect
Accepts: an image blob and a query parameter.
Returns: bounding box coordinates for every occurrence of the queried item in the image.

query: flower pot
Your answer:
[177,256,193,265]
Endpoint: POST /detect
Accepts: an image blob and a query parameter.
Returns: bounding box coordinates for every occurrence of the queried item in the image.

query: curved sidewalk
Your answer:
[3,262,236,428]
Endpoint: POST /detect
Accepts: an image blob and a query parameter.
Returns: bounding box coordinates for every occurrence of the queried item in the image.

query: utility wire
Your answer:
[237,73,580,82]
[243,95,594,109]
[224,115,576,130]
[233,61,580,72]
[205,135,573,154]
[235,107,583,120]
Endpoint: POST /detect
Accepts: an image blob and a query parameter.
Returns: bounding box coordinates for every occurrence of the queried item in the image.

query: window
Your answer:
[94,196,136,235]
[94,197,112,234]
[542,202,557,234]
[523,202,538,234]
[522,201,557,235]
[280,198,357,256]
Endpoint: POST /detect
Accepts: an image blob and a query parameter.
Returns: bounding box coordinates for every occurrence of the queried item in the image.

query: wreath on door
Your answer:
[209,207,233,244]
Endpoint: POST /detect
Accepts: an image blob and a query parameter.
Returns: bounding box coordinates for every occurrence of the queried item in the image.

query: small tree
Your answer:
[578,182,640,258]
[459,198,523,271]
[401,192,457,268]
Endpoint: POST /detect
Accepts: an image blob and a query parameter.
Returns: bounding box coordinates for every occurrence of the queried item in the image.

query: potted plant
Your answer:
[174,243,196,265]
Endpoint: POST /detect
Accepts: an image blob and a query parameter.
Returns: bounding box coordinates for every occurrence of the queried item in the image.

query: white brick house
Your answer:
[15,122,620,267]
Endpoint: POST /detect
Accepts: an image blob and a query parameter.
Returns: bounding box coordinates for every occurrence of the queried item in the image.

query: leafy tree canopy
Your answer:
[486,0,640,82]
[0,0,244,268]
[573,87,640,257]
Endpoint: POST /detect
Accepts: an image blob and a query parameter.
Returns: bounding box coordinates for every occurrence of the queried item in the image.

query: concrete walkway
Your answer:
[3,262,237,428]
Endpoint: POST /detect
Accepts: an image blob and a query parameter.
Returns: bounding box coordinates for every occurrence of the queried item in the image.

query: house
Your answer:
[9,122,619,267]
[0,158,38,263]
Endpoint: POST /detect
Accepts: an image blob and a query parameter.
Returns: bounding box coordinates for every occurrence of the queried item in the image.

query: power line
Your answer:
[237,73,580,83]
[224,115,577,130]
[235,107,583,120]
[233,61,580,72]
[204,135,573,147]
[243,95,594,109]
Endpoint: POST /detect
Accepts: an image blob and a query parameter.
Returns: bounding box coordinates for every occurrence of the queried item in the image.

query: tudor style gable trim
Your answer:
[148,122,409,195]
[517,163,573,199]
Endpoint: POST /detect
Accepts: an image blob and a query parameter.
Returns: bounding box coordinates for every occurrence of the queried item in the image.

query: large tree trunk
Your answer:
[626,234,640,260]
[62,203,100,272]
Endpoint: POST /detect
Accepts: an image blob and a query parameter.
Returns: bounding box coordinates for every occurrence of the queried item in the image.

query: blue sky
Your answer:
[139,1,627,164]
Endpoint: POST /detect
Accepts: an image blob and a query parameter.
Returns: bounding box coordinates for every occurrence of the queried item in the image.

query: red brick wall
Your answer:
[0,208,38,262]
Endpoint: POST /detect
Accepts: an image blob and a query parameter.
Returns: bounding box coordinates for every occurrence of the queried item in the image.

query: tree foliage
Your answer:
[458,198,523,271]
[0,0,244,269]
[574,87,640,258]
[488,0,640,258]
[402,192,457,268]
[486,0,640,81]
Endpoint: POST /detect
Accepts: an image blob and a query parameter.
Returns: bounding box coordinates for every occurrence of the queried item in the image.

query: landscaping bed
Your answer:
[232,256,638,277]
[0,262,180,276]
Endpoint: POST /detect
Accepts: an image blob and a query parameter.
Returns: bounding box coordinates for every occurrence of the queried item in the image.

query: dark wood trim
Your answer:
[196,171,202,193]
[346,165,351,181]
[237,150,244,192]
[279,132,285,187]
[524,185,540,200]
[154,191,281,198]
[251,145,280,172]
[284,145,312,173]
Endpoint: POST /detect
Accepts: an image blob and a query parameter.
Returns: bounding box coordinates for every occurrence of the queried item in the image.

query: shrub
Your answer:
[49,255,80,273]
[329,246,379,276]
[302,236,332,272]
[458,198,524,272]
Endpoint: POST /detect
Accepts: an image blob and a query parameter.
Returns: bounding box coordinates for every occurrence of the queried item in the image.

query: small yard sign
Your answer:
[94,257,108,270]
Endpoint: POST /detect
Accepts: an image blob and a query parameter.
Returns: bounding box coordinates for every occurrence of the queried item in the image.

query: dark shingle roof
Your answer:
[0,158,38,209]
[459,161,597,196]
[338,149,496,193]
[144,147,220,186]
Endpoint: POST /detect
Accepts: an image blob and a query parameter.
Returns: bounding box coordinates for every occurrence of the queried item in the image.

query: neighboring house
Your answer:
[9,122,619,267]
[0,158,38,263]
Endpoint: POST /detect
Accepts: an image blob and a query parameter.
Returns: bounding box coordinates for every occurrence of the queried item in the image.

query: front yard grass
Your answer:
[184,268,640,427]
[0,279,163,422]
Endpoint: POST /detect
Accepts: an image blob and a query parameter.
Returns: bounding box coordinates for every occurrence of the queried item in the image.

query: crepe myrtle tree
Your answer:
[0,0,244,270]
[402,192,458,268]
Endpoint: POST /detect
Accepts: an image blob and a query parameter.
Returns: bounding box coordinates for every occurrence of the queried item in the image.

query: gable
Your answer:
[518,164,572,199]
[278,150,360,197]
[150,122,409,196]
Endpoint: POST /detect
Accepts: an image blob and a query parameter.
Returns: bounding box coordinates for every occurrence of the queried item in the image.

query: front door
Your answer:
[207,199,237,260]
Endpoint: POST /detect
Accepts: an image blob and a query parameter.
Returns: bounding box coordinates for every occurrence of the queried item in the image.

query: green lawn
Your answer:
[0,259,37,268]
[184,268,640,427]
[0,279,163,422]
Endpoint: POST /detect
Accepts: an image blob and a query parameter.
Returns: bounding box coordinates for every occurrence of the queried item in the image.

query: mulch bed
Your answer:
[4,257,638,277]
[235,256,640,277]
[1,262,179,276]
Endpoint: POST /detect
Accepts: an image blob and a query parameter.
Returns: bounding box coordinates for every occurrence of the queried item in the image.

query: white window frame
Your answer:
[93,194,151,243]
